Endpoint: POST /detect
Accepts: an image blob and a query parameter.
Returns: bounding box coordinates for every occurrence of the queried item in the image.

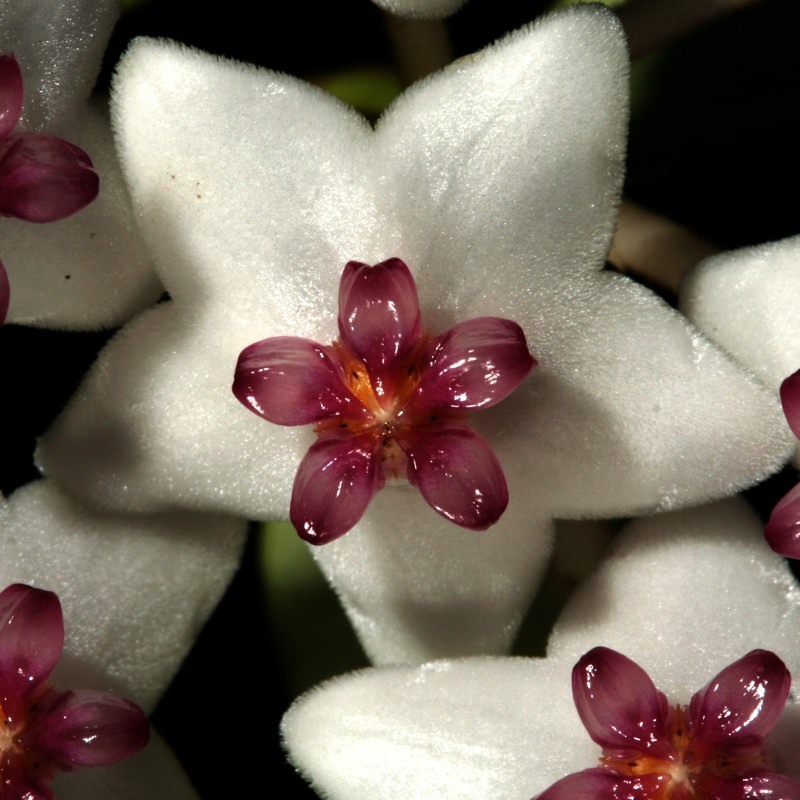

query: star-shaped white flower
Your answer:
[282,499,800,799]
[38,6,791,665]
[1,0,159,328]
[0,479,247,798]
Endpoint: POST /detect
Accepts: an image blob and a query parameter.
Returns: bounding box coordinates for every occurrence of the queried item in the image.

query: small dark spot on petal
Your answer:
[429,415,438,421]
[352,370,360,379]
[64,274,71,280]
[88,232,96,238]
[339,423,348,429]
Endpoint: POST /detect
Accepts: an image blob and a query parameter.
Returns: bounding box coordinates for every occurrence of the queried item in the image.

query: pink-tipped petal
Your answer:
[0,132,99,222]
[765,482,800,559]
[24,690,149,769]
[0,54,23,142]
[688,650,791,757]
[338,258,422,388]
[0,258,9,324]
[780,370,800,440]
[534,767,665,800]
[398,422,508,529]
[406,317,535,412]
[0,584,63,718]
[572,647,672,757]
[290,434,384,544]
[233,336,371,426]
[696,773,800,800]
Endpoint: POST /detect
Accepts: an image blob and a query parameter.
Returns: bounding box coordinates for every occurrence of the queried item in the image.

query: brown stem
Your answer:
[608,200,721,294]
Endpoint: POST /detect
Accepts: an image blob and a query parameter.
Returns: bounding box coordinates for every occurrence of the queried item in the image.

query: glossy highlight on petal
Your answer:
[780,370,800,441]
[572,647,671,757]
[688,650,790,756]
[0,132,99,222]
[0,584,63,719]
[290,433,385,544]
[22,690,149,769]
[0,54,23,142]
[406,316,536,412]
[765,482,800,559]
[338,258,422,394]
[399,423,508,529]
[533,767,663,800]
[233,336,371,425]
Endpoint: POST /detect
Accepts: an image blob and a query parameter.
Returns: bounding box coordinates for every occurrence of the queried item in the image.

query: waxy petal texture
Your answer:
[0,257,9,322]
[781,371,800,441]
[689,650,791,754]
[0,132,98,221]
[765,483,800,559]
[699,773,800,800]
[234,336,369,425]
[0,583,63,718]
[282,500,800,800]
[572,647,671,757]
[400,423,508,529]
[338,258,421,393]
[37,7,792,663]
[25,690,149,768]
[405,317,535,413]
[0,52,23,140]
[0,0,159,327]
[291,434,384,544]
[535,768,662,800]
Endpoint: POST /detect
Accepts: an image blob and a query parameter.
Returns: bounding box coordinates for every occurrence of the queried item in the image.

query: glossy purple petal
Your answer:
[697,773,800,800]
[765,482,800,559]
[0,584,63,719]
[688,650,790,758]
[533,767,665,800]
[290,433,384,544]
[233,336,371,426]
[405,317,535,412]
[0,132,99,222]
[0,257,9,324]
[572,647,672,757]
[780,370,800,441]
[0,764,54,800]
[23,689,149,769]
[338,258,422,390]
[0,54,23,142]
[398,422,508,529]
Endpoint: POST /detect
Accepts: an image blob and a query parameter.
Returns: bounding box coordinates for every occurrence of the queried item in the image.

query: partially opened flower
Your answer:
[765,369,800,558]
[234,257,535,542]
[0,53,98,222]
[0,582,148,798]
[282,499,800,799]
[537,647,799,800]
[1,0,158,327]
[38,6,792,664]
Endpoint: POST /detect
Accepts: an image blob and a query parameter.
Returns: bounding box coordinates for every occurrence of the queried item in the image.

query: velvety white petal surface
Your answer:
[681,235,800,393]
[370,0,468,19]
[310,491,553,664]
[0,480,247,713]
[35,8,789,666]
[282,499,800,800]
[1,0,161,327]
[53,730,198,800]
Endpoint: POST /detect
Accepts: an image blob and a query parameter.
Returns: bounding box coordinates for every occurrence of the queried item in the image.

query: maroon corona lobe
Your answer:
[535,647,799,800]
[233,257,536,543]
[765,369,800,558]
[0,53,98,223]
[0,583,149,799]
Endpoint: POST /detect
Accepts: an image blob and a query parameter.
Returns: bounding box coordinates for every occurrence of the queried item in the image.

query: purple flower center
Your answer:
[233,257,536,543]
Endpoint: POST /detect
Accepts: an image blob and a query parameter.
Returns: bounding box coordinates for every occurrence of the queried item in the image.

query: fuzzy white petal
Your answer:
[681,235,800,392]
[282,500,800,799]
[370,0,468,20]
[0,480,247,712]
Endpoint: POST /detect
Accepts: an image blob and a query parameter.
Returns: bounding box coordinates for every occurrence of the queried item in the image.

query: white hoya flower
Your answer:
[282,499,800,800]
[38,6,791,665]
[0,479,247,799]
[0,0,160,328]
